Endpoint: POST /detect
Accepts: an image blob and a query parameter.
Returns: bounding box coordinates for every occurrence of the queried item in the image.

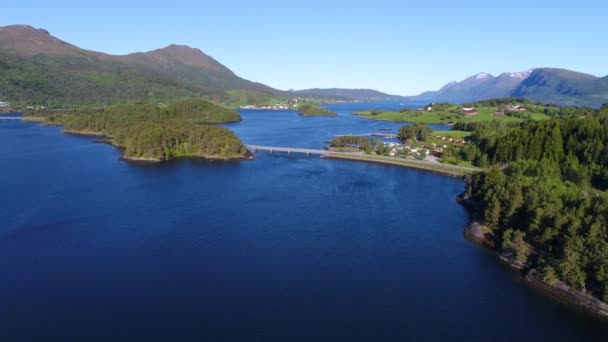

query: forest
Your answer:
[41,98,246,161]
[461,104,608,302]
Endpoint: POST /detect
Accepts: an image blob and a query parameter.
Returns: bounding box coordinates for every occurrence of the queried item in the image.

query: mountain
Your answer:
[118,44,276,94]
[410,68,608,106]
[292,88,408,102]
[511,68,608,106]
[0,25,281,107]
[412,70,533,103]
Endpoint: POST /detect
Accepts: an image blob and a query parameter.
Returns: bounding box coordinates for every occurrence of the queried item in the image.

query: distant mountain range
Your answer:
[1,25,607,107]
[290,88,408,102]
[0,25,280,107]
[409,69,608,106]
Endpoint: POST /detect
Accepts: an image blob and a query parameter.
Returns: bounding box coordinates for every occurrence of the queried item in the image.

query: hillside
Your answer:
[411,68,608,106]
[0,25,282,107]
[511,68,608,106]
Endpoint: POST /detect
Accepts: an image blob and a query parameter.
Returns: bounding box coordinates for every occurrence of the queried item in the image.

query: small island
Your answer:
[29,98,248,162]
[297,103,337,117]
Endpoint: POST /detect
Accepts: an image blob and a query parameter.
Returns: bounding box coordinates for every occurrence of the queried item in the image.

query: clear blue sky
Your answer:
[2,0,606,95]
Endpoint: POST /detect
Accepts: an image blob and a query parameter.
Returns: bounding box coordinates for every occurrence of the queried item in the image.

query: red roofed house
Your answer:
[462,107,478,116]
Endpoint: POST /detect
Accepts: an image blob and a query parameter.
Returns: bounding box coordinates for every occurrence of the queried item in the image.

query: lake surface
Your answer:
[1,104,607,341]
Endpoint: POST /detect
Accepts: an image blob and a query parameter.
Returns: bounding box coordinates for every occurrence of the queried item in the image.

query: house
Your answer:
[494,111,506,116]
[462,107,478,116]
[432,149,444,157]
[0,102,9,108]
[504,105,526,112]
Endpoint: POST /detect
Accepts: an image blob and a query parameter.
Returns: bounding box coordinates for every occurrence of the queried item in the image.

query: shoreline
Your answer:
[460,214,608,319]
[324,153,478,178]
[62,129,250,163]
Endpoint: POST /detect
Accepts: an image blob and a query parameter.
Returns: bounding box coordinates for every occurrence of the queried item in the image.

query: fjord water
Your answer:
[1,106,607,341]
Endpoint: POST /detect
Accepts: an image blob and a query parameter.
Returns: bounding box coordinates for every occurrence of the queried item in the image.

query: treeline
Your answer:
[452,120,520,132]
[461,110,608,187]
[398,124,432,141]
[329,136,387,154]
[462,97,538,108]
[47,99,246,161]
[462,104,608,302]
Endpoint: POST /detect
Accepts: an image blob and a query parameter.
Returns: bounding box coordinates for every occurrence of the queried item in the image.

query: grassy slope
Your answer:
[431,130,471,139]
[357,106,550,124]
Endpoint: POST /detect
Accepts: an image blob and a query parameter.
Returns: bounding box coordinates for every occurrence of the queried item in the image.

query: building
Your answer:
[462,107,478,116]
[504,105,526,112]
[494,111,506,116]
[0,102,10,108]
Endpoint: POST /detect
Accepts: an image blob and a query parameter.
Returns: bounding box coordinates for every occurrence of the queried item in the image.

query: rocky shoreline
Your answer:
[462,218,608,319]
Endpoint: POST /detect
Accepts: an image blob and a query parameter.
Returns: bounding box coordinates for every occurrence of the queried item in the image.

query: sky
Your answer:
[1,0,607,95]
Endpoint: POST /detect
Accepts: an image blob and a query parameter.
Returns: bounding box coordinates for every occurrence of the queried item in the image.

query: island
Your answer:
[27,98,248,162]
[297,103,337,117]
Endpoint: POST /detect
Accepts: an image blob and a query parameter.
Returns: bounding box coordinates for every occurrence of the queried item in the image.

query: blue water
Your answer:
[1,104,607,341]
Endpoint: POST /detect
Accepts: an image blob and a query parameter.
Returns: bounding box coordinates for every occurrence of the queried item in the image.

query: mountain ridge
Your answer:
[410,68,608,106]
[291,88,408,102]
[0,25,281,107]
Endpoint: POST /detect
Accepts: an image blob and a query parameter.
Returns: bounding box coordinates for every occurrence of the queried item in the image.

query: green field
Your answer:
[356,106,550,124]
[431,130,471,139]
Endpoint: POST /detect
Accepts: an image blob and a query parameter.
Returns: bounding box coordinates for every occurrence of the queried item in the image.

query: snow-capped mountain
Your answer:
[411,70,535,102]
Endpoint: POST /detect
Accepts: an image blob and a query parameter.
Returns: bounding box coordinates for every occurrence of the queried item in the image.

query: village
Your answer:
[239,98,302,110]
[0,101,11,113]
[382,133,466,161]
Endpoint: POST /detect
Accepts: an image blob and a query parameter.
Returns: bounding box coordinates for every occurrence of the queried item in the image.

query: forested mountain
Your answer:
[0,25,281,107]
[410,69,608,106]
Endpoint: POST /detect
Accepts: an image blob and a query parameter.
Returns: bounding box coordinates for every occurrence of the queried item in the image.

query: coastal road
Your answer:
[246,145,481,175]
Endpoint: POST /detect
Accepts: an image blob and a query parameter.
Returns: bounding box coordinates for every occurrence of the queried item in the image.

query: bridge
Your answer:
[246,145,330,156]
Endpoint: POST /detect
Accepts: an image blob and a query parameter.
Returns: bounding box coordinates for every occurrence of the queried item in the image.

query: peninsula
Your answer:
[454,102,608,318]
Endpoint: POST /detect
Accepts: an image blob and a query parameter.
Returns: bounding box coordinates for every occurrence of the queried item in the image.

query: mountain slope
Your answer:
[511,68,607,105]
[0,25,280,107]
[120,44,276,93]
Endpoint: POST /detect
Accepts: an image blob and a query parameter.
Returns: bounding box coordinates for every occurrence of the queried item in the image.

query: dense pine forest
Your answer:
[460,104,608,302]
[39,98,246,161]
